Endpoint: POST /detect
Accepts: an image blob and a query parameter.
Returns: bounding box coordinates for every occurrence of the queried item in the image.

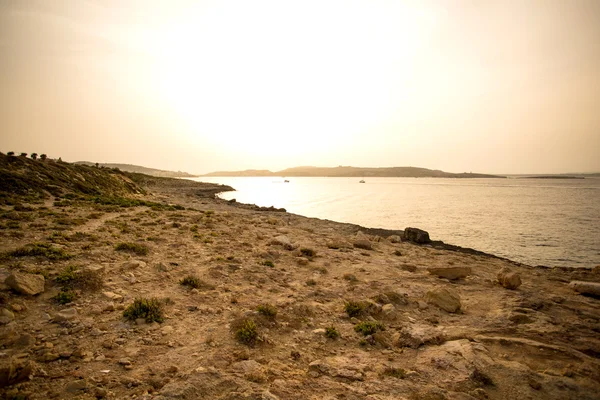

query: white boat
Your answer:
[359,179,365,183]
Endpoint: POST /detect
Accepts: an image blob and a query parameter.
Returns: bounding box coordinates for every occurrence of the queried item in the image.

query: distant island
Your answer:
[76,162,198,178]
[521,176,585,180]
[202,166,506,178]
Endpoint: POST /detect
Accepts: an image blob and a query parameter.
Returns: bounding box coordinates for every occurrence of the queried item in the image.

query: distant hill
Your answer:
[203,166,505,178]
[76,162,197,178]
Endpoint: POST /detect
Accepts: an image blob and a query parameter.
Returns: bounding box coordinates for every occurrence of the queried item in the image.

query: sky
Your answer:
[1,0,599,175]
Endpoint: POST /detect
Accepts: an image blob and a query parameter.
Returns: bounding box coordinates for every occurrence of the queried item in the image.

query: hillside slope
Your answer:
[76,162,197,178]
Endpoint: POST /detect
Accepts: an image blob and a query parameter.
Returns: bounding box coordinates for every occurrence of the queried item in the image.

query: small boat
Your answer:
[359,179,365,183]
[284,180,290,183]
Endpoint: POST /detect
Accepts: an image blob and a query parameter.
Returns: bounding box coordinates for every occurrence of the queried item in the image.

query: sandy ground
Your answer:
[0,179,599,400]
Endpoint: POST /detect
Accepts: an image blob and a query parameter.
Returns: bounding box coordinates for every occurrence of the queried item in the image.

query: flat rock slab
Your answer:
[5,272,45,296]
[569,281,600,297]
[426,287,461,313]
[308,356,366,381]
[427,266,472,280]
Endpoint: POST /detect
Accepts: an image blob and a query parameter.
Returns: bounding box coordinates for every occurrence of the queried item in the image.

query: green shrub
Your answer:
[325,326,340,339]
[123,297,164,323]
[354,321,385,336]
[257,303,277,319]
[305,278,317,286]
[344,301,365,317]
[54,289,76,304]
[179,275,214,290]
[115,242,149,256]
[262,260,275,268]
[55,265,78,284]
[234,319,258,346]
[5,243,73,261]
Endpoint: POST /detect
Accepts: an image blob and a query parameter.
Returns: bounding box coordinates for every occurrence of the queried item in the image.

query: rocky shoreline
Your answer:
[1,162,599,399]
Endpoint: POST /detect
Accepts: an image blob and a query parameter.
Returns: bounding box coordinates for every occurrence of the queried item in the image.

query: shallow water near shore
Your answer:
[193,176,600,268]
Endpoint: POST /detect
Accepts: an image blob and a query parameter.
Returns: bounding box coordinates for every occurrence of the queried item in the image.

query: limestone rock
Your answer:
[497,267,522,290]
[326,237,352,249]
[122,260,146,270]
[569,281,600,297]
[426,287,461,313]
[402,227,431,244]
[353,239,373,250]
[0,357,34,388]
[428,266,472,280]
[270,235,296,250]
[83,264,105,275]
[381,303,395,315]
[54,308,78,322]
[388,235,402,243]
[393,324,446,348]
[102,291,123,302]
[5,272,45,296]
[0,308,15,320]
[308,356,365,381]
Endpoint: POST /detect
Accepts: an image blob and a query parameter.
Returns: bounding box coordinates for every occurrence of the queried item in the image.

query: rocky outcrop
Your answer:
[569,281,600,297]
[5,272,45,295]
[427,266,472,280]
[393,324,447,348]
[426,287,461,313]
[497,267,522,289]
[402,227,430,244]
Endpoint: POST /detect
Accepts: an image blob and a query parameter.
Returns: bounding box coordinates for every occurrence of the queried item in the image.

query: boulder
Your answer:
[402,227,431,244]
[5,272,45,296]
[497,267,522,289]
[569,281,600,297]
[353,239,373,250]
[270,235,296,250]
[388,235,402,243]
[426,287,461,313]
[428,266,472,280]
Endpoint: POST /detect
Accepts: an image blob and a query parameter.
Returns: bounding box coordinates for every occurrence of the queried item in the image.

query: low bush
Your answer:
[344,301,365,317]
[179,275,214,290]
[257,303,277,319]
[115,242,149,256]
[234,319,258,346]
[4,243,74,261]
[354,321,385,336]
[123,297,164,323]
[54,289,76,305]
[325,326,340,339]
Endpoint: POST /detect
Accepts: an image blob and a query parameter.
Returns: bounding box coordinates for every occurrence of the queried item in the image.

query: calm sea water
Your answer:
[192,177,600,268]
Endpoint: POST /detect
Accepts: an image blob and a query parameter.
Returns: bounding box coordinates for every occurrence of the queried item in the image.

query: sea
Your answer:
[192,176,600,269]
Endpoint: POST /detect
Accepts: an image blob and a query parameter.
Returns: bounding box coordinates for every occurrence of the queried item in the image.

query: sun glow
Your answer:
[151,0,435,159]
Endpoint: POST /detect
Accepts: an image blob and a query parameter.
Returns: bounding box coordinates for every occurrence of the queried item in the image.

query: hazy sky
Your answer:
[1,0,599,174]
